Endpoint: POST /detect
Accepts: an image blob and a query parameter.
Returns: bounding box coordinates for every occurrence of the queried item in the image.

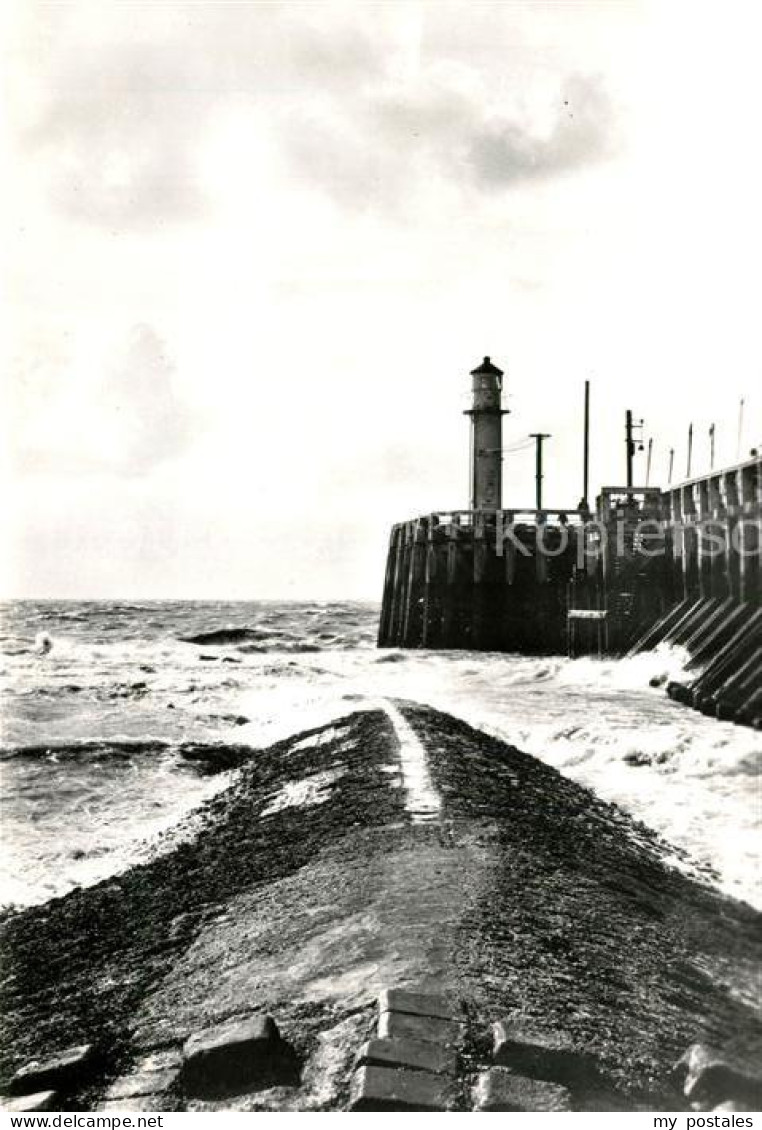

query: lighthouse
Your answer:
[465,356,507,510]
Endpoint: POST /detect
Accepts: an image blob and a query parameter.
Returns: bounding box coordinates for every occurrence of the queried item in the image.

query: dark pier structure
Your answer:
[378,357,761,728]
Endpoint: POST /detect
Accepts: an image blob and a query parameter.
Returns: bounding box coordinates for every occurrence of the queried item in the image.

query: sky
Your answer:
[3,0,761,599]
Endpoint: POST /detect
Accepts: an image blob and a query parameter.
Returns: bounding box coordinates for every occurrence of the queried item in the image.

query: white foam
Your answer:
[260,769,343,817]
[380,701,441,824]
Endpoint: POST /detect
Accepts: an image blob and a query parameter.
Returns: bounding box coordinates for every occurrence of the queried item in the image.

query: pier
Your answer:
[378,357,761,729]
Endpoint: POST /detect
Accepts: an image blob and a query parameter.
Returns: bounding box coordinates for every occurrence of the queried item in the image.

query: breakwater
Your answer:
[1,706,760,1111]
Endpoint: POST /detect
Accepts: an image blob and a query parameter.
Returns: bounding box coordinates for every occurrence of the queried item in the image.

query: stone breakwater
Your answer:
[1,705,760,1112]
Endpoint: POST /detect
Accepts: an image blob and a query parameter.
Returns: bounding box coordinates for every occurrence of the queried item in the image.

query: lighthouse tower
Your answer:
[465,356,507,510]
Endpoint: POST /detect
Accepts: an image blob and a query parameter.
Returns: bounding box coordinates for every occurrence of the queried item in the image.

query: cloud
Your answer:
[281,66,616,215]
[12,324,195,477]
[11,5,616,229]
[12,3,390,230]
[468,74,615,188]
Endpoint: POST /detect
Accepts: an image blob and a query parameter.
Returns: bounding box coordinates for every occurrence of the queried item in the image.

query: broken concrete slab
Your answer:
[378,988,459,1021]
[349,1065,452,1111]
[378,1011,463,1045]
[182,1014,284,1097]
[474,1067,572,1112]
[493,1017,597,1086]
[673,1043,762,1110]
[9,1044,96,1096]
[2,1090,59,1112]
[355,1037,457,1076]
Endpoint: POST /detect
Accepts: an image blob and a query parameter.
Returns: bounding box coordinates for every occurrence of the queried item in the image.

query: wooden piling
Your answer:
[401,519,427,647]
[377,526,399,646]
[422,520,447,648]
[442,519,473,648]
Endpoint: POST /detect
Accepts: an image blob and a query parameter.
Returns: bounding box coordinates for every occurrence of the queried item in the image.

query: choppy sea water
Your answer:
[1,600,759,910]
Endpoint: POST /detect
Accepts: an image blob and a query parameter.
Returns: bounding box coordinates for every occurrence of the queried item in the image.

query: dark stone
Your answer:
[349,1065,452,1111]
[378,988,459,1021]
[355,1037,457,1076]
[2,1091,59,1112]
[673,1044,762,1109]
[378,1011,463,1045]
[181,1014,284,1097]
[493,1018,598,1086]
[9,1044,96,1096]
[474,1068,572,1111]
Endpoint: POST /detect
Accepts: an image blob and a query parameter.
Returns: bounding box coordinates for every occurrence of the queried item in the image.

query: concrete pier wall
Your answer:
[378,510,582,654]
[378,455,761,726]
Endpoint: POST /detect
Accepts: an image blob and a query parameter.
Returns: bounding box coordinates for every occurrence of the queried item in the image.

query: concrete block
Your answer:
[104,1069,179,1101]
[182,1014,282,1097]
[349,1065,451,1111]
[493,1017,595,1085]
[9,1044,96,1096]
[673,1043,762,1109]
[378,988,458,1021]
[378,1011,463,1045]
[2,1091,59,1112]
[474,1068,572,1112]
[355,1037,457,1076]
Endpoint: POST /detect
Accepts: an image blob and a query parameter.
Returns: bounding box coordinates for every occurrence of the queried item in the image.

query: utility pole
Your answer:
[581,379,590,511]
[625,410,644,490]
[686,423,694,478]
[529,432,551,510]
[709,423,716,470]
[737,398,745,460]
[668,447,675,484]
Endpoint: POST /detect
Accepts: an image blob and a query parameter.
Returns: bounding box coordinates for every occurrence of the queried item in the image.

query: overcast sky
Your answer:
[3,0,760,599]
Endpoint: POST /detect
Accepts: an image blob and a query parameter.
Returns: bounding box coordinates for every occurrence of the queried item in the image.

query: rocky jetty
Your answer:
[1,705,760,1111]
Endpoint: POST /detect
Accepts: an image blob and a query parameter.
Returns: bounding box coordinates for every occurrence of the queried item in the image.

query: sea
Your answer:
[1,600,759,912]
